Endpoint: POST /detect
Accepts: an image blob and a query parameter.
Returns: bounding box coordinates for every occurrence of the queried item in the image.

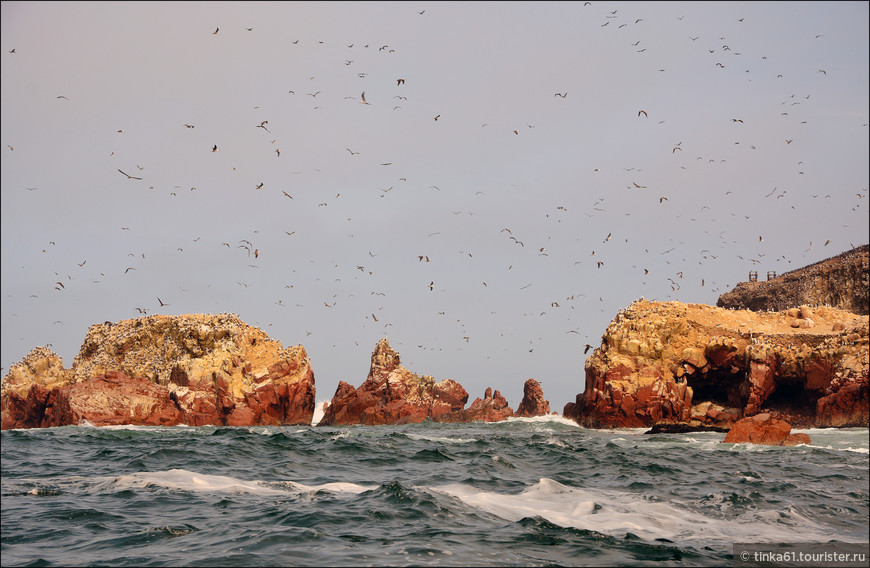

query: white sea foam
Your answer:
[312,400,330,426]
[433,477,842,545]
[405,433,478,444]
[104,469,376,497]
[504,415,583,428]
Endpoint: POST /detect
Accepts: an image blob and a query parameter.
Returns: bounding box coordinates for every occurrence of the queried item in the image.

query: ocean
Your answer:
[1,411,867,567]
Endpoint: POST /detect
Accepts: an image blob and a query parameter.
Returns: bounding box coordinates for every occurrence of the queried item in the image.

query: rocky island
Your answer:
[3,245,867,435]
[1,314,316,429]
[564,300,868,429]
[319,338,550,425]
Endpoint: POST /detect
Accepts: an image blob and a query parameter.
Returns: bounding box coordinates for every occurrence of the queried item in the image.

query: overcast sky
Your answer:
[2,1,868,411]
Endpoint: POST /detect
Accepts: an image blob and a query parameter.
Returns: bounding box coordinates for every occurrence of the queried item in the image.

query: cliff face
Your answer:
[717,245,869,315]
[563,300,868,429]
[1,314,315,429]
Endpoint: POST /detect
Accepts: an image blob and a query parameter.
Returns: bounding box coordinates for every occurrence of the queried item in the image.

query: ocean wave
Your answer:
[99,469,378,497]
[504,415,583,428]
[405,432,478,444]
[432,477,842,546]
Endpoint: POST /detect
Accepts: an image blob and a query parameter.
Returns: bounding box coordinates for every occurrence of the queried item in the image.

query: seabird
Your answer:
[118,169,142,180]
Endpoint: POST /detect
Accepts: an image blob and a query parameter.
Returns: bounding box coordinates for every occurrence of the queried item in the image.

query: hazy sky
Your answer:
[2,1,868,411]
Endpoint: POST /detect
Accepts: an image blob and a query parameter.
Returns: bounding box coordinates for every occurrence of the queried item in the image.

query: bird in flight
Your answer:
[633,182,646,188]
[554,92,567,98]
[213,27,219,35]
[360,91,370,104]
[257,121,270,133]
[212,145,218,152]
[397,78,405,85]
[434,114,440,121]
[157,297,168,307]
[638,110,648,117]
[57,95,70,100]
[584,344,594,354]
[118,169,142,180]
[347,148,359,155]
[282,191,293,199]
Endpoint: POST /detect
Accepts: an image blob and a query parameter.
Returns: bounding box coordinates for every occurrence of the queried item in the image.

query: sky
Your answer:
[2,1,868,412]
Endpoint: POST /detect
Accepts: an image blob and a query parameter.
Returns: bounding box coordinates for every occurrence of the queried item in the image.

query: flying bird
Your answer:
[282,191,293,199]
[213,27,219,35]
[633,182,646,188]
[257,121,270,132]
[584,344,594,354]
[638,110,648,117]
[434,115,440,121]
[397,78,405,85]
[157,297,168,307]
[360,91,370,104]
[554,92,567,98]
[212,145,218,152]
[118,169,142,180]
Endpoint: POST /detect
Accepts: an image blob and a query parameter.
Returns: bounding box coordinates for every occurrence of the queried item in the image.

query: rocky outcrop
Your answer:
[514,378,551,417]
[722,414,811,446]
[318,338,469,426]
[435,387,514,423]
[564,300,868,429]
[717,244,869,315]
[1,314,316,429]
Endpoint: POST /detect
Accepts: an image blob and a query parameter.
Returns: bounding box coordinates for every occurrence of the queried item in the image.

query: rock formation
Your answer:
[435,387,514,423]
[1,314,316,429]
[318,338,469,425]
[722,413,811,446]
[563,300,868,429]
[514,378,551,417]
[717,244,869,315]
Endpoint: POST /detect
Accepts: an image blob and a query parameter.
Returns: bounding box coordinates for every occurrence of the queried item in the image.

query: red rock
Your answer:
[816,379,869,427]
[319,339,468,426]
[1,315,317,429]
[514,378,550,417]
[566,300,868,430]
[437,387,514,423]
[64,370,184,427]
[722,413,810,446]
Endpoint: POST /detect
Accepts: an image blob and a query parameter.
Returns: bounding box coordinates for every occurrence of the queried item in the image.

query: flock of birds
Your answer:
[3,3,867,404]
